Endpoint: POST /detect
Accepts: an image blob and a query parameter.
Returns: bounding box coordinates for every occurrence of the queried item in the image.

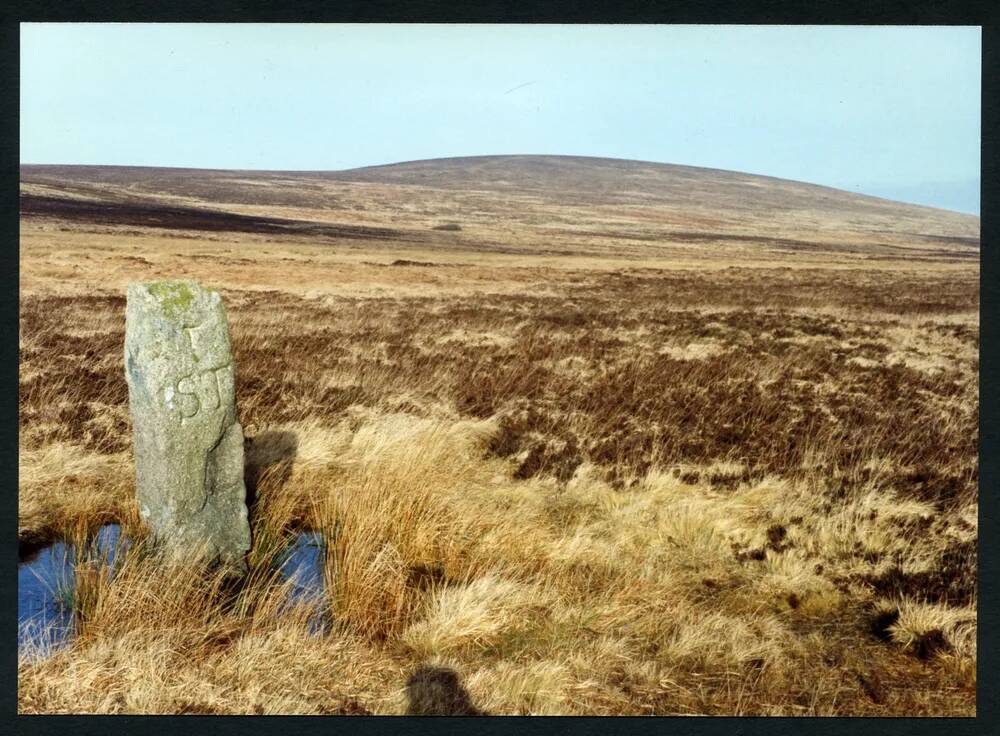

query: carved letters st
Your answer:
[166,321,235,425]
[176,365,232,423]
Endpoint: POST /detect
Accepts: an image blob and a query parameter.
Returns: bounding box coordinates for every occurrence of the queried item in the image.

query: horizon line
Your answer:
[19,153,981,218]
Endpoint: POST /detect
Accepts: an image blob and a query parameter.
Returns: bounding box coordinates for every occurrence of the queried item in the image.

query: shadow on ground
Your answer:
[244,430,299,513]
[405,665,486,716]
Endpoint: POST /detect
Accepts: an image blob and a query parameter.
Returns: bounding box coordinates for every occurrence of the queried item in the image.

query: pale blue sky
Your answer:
[21,24,981,214]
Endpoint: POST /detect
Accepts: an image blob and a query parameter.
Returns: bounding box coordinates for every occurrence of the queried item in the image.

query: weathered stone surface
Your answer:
[124,280,250,572]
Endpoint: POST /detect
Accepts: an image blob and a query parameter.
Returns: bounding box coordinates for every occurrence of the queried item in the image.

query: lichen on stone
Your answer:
[147,280,196,320]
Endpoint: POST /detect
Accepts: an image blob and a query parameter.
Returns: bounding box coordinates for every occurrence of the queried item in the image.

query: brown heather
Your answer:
[18,159,978,715]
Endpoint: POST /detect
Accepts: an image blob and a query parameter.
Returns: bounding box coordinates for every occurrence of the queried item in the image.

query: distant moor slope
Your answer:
[20,155,979,261]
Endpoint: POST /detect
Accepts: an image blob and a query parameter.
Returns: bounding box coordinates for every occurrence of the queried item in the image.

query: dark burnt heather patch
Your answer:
[20,193,412,241]
[563,267,979,315]
[887,466,979,511]
[860,539,977,606]
[19,296,131,452]
[420,270,976,497]
[19,265,978,507]
[20,294,126,337]
[390,259,439,267]
[870,608,900,642]
[19,266,977,487]
[925,321,979,347]
[464,346,975,498]
[912,629,951,660]
[511,436,583,482]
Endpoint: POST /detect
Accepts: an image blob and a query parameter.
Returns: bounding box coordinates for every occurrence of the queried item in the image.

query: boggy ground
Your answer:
[17,215,978,715]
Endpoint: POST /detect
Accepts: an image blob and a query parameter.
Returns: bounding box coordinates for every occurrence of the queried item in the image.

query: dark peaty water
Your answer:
[275,531,326,601]
[18,524,126,656]
[18,526,326,657]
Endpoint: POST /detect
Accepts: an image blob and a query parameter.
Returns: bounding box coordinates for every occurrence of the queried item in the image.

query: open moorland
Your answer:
[18,156,979,715]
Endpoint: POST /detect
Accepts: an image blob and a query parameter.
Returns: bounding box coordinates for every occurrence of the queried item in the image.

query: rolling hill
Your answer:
[19,155,980,261]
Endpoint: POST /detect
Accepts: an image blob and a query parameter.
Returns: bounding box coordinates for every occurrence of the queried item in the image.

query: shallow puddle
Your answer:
[18,526,327,657]
[275,530,331,635]
[276,530,326,602]
[18,524,125,656]
[18,539,75,655]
